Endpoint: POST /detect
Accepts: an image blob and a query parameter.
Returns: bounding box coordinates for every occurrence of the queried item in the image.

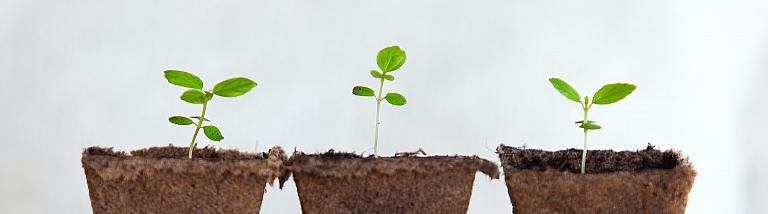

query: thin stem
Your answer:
[373,77,385,156]
[188,102,208,159]
[581,106,589,175]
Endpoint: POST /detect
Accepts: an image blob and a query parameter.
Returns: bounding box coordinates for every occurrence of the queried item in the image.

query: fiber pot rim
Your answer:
[496,144,694,175]
[286,150,500,180]
[82,145,288,185]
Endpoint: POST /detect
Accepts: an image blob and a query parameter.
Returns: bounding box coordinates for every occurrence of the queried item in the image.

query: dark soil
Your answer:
[311,149,366,159]
[82,145,286,214]
[86,145,266,160]
[288,150,499,214]
[497,144,697,214]
[498,144,682,174]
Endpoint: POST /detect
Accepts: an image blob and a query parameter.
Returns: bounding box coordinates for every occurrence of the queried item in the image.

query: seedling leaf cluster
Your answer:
[164,70,257,159]
[549,78,636,174]
[352,46,408,155]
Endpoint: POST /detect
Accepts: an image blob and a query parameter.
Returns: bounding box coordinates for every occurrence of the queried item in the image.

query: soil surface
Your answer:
[498,144,682,173]
[288,150,499,214]
[497,144,696,214]
[82,145,286,214]
[85,145,265,160]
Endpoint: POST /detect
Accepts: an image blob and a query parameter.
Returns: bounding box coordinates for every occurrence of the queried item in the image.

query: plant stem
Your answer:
[188,102,208,159]
[373,77,385,156]
[581,106,589,175]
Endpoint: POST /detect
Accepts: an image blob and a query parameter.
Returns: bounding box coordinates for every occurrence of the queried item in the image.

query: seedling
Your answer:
[548,77,636,174]
[352,46,408,155]
[164,70,257,159]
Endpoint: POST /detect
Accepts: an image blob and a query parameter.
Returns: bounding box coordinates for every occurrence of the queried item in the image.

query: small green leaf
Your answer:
[169,116,194,125]
[212,77,257,97]
[191,116,210,121]
[579,122,602,130]
[384,92,407,106]
[352,86,375,97]
[376,46,407,73]
[164,70,203,89]
[180,89,208,104]
[370,70,383,78]
[203,125,224,141]
[383,74,394,81]
[549,78,581,103]
[574,120,596,124]
[592,83,637,105]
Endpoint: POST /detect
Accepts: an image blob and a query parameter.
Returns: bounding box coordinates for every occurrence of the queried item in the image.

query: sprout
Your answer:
[549,77,636,174]
[352,46,408,155]
[164,70,257,159]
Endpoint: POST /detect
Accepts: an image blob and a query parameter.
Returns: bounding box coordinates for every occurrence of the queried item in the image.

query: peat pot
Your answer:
[81,146,287,213]
[497,144,696,214]
[288,151,499,214]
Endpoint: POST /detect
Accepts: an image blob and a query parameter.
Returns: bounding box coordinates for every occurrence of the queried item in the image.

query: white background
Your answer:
[1,0,766,213]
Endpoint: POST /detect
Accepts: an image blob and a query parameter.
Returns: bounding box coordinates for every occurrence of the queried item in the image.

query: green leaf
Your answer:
[212,77,257,97]
[376,46,407,73]
[592,83,637,105]
[574,120,596,124]
[383,74,394,81]
[352,86,375,97]
[180,89,209,104]
[370,70,383,78]
[203,125,224,141]
[384,92,407,106]
[548,78,581,103]
[168,116,194,125]
[579,122,602,130]
[164,70,203,89]
[191,116,210,121]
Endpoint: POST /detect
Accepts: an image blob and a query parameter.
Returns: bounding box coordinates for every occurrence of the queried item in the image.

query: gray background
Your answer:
[1,0,767,213]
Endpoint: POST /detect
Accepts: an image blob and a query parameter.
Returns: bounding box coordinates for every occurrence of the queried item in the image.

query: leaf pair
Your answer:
[575,120,601,130]
[370,70,394,81]
[168,116,210,125]
[168,116,224,141]
[549,78,636,105]
[352,86,407,106]
[164,70,257,104]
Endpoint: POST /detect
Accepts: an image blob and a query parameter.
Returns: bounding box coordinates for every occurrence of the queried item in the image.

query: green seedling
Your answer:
[164,70,257,159]
[549,77,636,174]
[352,46,408,155]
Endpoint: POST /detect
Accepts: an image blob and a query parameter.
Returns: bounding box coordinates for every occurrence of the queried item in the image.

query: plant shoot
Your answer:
[549,77,636,174]
[164,70,257,159]
[352,46,408,155]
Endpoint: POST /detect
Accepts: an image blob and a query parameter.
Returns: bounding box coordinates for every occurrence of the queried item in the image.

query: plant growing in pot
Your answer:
[497,78,696,213]
[81,70,287,213]
[288,46,500,214]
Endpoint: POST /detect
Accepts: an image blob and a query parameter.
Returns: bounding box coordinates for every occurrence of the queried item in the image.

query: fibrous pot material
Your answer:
[498,144,697,214]
[81,146,287,214]
[288,151,499,214]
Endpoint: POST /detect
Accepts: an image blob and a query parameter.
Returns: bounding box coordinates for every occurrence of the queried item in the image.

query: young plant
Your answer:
[352,46,408,155]
[164,70,257,159]
[548,77,636,174]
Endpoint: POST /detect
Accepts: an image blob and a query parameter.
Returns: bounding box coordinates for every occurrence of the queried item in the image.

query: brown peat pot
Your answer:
[497,144,696,214]
[81,146,287,214]
[287,151,500,214]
